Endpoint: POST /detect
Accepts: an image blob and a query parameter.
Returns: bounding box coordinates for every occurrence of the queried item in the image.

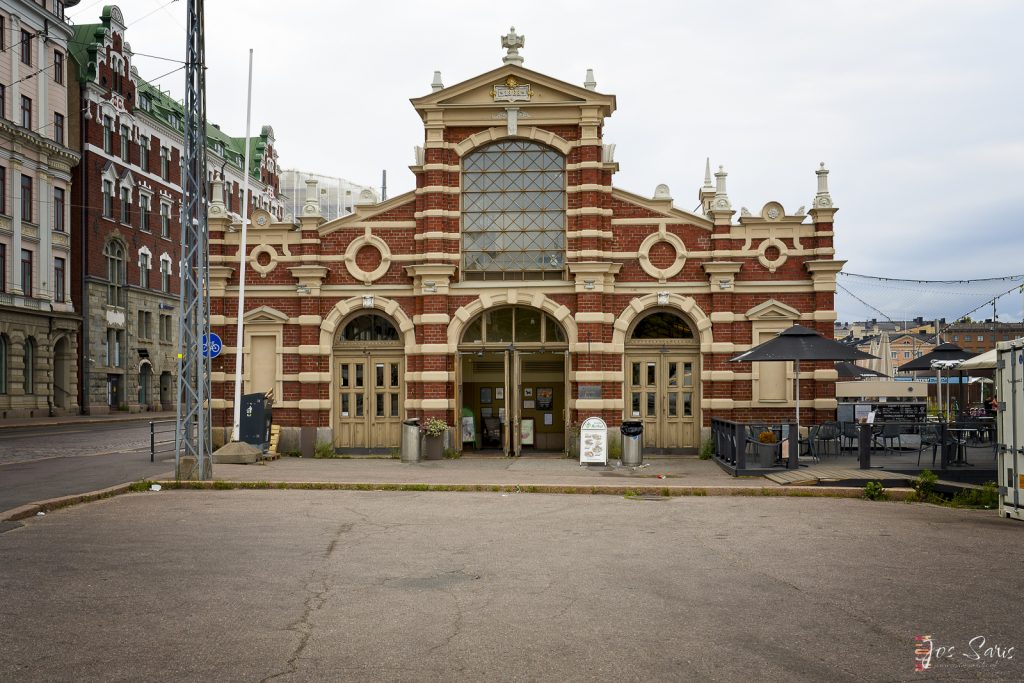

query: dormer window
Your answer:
[140,94,151,111]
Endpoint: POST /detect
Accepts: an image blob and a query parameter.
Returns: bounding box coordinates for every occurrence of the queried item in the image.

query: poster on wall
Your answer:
[523,400,535,409]
[524,387,533,398]
[480,387,491,404]
[520,418,535,446]
[496,387,504,400]
[579,416,607,464]
[536,387,553,410]
[461,416,475,443]
[543,413,553,426]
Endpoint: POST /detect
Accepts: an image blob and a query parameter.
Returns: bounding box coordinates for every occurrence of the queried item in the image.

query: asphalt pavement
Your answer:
[1,490,1022,682]
[0,421,174,513]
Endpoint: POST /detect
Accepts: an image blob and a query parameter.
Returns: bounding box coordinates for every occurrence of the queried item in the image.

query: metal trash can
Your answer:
[620,421,644,466]
[401,418,421,463]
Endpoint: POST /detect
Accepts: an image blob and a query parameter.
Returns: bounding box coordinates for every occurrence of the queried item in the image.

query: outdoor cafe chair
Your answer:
[815,421,841,459]
[876,423,903,453]
[800,425,821,463]
[841,422,860,451]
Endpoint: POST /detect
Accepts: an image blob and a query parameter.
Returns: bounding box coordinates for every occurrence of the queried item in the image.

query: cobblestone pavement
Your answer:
[0,422,161,465]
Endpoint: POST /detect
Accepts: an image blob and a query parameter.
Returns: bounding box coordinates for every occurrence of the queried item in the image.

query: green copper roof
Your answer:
[69,15,272,182]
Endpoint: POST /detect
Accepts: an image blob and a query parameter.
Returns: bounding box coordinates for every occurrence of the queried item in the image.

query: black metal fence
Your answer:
[149,419,176,463]
[711,417,998,478]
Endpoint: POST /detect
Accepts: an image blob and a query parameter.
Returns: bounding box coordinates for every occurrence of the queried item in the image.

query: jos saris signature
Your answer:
[915,634,1015,671]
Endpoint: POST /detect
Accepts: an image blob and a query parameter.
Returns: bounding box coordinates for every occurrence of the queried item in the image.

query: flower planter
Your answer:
[423,435,444,460]
[756,442,779,467]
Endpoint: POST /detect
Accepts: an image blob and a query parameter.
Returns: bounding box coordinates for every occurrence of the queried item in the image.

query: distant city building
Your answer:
[945,320,1024,354]
[835,317,937,340]
[0,0,82,418]
[279,169,377,222]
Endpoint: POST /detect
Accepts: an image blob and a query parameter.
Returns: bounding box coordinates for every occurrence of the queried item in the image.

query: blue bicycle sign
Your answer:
[202,333,223,359]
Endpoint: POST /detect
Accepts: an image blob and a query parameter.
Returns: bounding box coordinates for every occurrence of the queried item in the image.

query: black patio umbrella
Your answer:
[730,325,876,435]
[896,343,975,418]
[895,343,974,372]
[835,361,887,380]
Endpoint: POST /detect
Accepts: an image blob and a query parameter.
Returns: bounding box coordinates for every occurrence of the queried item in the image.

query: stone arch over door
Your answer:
[612,293,713,351]
[320,296,416,353]
[448,291,577,351]
[614,294,712,443]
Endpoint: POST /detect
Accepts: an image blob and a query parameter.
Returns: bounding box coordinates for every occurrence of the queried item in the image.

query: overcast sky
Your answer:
[75,0,1024,323]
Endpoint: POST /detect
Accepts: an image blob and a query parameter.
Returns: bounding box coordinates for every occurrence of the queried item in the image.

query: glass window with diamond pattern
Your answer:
[462,141,565,280]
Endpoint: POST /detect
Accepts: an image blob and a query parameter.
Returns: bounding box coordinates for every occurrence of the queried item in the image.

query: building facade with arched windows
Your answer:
[207,35,844,455]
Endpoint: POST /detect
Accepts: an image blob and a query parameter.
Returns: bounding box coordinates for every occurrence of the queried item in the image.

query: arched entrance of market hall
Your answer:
[457,306,569,456]
[624,309,701,452]
[333,312,404,452]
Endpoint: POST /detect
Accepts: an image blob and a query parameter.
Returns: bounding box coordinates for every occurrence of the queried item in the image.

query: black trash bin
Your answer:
[239,392,272,449]
[620,421,644,466]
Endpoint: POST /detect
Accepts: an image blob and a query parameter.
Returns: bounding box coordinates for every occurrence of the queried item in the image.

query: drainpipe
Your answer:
[79,98,90,414]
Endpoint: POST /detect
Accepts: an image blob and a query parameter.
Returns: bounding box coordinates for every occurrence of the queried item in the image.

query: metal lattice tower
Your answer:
[175,0,212,479]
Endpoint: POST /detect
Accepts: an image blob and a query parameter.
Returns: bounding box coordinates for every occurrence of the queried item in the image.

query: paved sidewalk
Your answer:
[0,411,175,430]
[211,455,773,489]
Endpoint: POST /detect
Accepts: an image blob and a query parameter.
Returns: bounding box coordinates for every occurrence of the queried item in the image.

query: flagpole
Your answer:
[230,49,254,442]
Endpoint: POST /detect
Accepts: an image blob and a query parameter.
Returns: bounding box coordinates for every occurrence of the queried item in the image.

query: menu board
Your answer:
[579,416,608,465]
[839,402,926,424]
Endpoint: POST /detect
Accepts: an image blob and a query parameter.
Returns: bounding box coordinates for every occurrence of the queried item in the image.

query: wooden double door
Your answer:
[625,353,699,450]
[335,354,403,450]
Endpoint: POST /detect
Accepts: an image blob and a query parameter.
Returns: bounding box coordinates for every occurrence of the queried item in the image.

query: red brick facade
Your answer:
[208,63,843,453]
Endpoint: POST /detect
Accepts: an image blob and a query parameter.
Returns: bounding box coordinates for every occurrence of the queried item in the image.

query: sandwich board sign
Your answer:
[579,416,608,465]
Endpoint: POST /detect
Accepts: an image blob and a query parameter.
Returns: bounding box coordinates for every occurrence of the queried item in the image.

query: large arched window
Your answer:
[462,140,565,281]
[105,240,126,307]
[23,337,35,395]
[460,307,567,346]
[0,334,8,394]
[630,312,694,340]
[338,314,399,343]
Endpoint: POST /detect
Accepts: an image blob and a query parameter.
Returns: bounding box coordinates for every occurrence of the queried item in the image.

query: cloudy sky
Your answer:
[74,0,1024,323]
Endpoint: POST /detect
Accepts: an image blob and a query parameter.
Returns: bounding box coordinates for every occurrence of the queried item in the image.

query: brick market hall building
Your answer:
[208,31,844,455]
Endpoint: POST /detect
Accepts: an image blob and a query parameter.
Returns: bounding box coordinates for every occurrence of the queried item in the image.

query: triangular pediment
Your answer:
[411,65,615,116]
[611,188,713,230]
[243,305,289,324]
[746,299,801,321]
[319,191,416,237]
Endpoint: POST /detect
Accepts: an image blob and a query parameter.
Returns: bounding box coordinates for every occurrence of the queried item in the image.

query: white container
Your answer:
[996,338,1024,521]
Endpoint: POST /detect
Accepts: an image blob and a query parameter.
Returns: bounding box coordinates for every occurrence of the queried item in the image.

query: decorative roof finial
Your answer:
[703,157,713,190]
[584,68,597,90]
[713,165,732,210]
[431,71,444,92]
[502,26,525,65]
[814,162,833,208]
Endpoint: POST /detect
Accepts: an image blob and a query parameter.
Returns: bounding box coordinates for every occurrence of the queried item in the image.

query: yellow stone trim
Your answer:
[414,232,461,241]
[343,226,393,284]
[452,126,574,157]
[572,398,624,411]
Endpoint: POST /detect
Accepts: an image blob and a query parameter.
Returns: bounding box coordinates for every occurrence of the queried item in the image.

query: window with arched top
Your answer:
[105,240,126,307]
[462,140,565,281]
[338,314,400,343]
[630,311,694,340]
[23,337,35,395]
[460,307,567,347]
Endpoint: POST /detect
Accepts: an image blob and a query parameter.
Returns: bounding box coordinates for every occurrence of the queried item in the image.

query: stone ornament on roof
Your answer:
[502,27,525,65]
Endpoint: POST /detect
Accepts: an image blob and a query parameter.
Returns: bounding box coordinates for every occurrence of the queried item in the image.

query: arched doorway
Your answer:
[138,361,152,409]
[333,312,404,452]
[457,306,568,456]
[624,310,701,452]
[53,336,70,410]
[159,372,172,410]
